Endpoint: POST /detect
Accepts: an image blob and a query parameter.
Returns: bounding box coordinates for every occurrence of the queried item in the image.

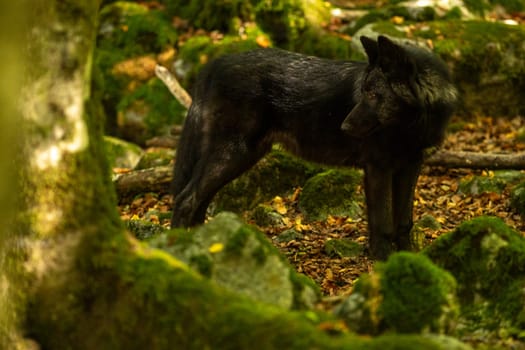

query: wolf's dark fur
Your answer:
[170,35,457,259]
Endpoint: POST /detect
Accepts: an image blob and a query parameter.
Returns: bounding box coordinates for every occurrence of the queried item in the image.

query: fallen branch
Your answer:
[155,65,192,109]
[114,166,172,198]
[425,150,525,170]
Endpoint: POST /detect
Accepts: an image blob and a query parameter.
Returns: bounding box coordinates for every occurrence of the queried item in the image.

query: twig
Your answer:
[155,65,192,109]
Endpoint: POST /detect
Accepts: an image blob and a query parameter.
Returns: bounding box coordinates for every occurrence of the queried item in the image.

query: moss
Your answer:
[213,149,326,214]
[134,148,174,170]
[189,254,214,277]
[225,226,251,257]
[178,29,267,87]
[117,77,186,141]
[254,0,330,47]
[292,28,360,60]
[510,181,525,216]
[125,219,166,240]
[97,3,177,55]
[463,0,525,16]
[299,169,362,221]
[360,20,525,117]
[378,252,458,334]
[338,253,458,335]
[103,135,143,170]
[250,204,285,227]
[459,170,525,195]
[424,216,525,331]
[324,239,364,258]
[162,0,254,32]
[29,229,465,349]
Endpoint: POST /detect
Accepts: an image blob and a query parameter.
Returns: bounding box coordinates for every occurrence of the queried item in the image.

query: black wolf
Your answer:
[170,35,457,259]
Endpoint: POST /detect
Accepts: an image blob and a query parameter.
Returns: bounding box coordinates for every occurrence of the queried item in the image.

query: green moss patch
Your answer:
[299,169,363,222]
[213,150,326,214]
[424,216,525,335]
[148,212,320,309]
[335,252,458,335]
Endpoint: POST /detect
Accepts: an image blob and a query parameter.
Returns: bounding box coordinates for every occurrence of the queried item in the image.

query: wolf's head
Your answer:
[341,35,457,141]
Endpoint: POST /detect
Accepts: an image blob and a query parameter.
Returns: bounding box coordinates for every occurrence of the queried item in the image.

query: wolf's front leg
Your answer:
[393,160,422,251]
[364,164,395,260]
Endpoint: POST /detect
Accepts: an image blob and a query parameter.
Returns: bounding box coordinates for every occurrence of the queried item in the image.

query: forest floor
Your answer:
[118,115,525,297]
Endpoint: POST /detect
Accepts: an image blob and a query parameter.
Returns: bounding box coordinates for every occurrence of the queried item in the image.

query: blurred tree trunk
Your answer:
[3,2,354,348]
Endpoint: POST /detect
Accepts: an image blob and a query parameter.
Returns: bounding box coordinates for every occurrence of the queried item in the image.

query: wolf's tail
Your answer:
[171,104,200,197]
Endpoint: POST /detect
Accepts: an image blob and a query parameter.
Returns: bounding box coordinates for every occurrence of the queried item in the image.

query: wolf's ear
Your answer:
[377,35,416,79]
[360,36,378,64]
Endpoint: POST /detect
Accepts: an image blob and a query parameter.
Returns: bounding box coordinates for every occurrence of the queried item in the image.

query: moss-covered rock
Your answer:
[335,252,458,335]
[176,26,268,87]
[250,203,286,227]
[424,216,525,338]
[213,150,326,214]
[134,148,174,170]
[353,20,525,117]
[104,135,143,170]
[324,239,364,258]
[95,2,185,142]
[510,181,525,216]
[116,77,187,144]
[125,219,166,240]
[459,170,525,195]
[299,169,362,222]
[148,212,320,310]
[412,214,442,250]
[254,0,331,46]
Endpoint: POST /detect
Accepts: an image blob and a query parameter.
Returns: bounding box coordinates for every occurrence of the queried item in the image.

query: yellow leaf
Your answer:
[199,54,208,65]
[209,243,224,254]
[256,34,271,48]
[272,196,287,215]
[327,215,336,226]
[436,217,446,224]
[391,16,404,24]
[356,236,367,243]
[131,214,140,220]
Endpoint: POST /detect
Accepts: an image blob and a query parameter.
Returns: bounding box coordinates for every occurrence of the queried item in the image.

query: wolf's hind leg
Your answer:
[170,137,269,228]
